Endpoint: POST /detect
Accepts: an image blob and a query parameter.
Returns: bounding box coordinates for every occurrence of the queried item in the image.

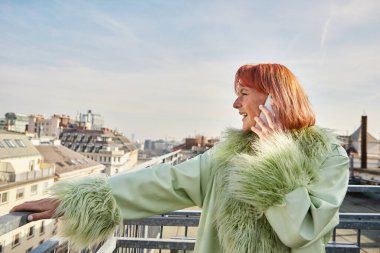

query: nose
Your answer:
[233,97,241,109]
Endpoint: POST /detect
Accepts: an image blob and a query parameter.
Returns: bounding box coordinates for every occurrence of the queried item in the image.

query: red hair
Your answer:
[235,64,315,130]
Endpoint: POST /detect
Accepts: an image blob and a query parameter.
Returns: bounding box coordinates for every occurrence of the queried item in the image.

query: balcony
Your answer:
[2,185,379,253]
[0,166,55,187]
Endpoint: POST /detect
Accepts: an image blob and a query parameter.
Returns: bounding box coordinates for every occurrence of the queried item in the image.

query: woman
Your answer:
[11,64,349,253]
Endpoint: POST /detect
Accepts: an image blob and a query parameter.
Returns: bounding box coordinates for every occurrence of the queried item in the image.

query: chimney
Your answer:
[361,115,367,169]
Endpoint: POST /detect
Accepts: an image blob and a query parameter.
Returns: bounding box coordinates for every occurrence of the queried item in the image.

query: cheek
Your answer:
[246,103,259,117]
[242,94,263,114]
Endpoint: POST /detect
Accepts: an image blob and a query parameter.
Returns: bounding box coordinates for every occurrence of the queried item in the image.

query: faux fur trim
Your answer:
[228,127,332,213]
[213,126,334,253]
[52,175,121,250]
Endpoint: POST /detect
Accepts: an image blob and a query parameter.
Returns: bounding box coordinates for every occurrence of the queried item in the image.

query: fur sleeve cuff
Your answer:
[52,175,121,250]
[228,132,320,214]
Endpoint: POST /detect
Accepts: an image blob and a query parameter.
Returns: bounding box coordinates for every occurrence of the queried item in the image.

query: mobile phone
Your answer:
[255,95,273,128]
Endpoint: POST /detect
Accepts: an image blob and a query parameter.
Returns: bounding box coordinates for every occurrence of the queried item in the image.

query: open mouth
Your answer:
[239,112,248,120]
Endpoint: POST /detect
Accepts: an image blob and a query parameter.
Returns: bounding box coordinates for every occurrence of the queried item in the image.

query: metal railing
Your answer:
[131,150,182,171]
[111,212,380,253]
[1,167,55,183]
[4,185,380,253]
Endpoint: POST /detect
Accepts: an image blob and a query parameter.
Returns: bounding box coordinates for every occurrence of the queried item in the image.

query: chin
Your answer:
[242,124,253,132]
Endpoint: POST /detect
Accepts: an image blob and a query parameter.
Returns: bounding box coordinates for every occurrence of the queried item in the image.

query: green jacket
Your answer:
[53,127,349,253]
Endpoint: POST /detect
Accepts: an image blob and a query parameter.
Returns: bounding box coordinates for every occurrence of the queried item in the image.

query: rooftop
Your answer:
[35,145,103,176]
[0,131,41,159]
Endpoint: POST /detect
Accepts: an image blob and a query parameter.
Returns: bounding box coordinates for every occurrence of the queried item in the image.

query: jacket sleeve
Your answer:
[109,147,215,220]
[264,144,349,248]
[51,147,215,249]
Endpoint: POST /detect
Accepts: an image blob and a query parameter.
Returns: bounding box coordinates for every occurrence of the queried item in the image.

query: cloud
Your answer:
[321,17,331,49]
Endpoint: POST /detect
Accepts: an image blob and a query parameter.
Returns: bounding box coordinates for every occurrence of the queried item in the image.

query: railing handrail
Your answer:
[129,150,182,171]
[0,211,32,237]
[335,220,380,230]
[339,213,380,219]
[347,185,380,192]
[126,216,200,227]
[163,210,201,216]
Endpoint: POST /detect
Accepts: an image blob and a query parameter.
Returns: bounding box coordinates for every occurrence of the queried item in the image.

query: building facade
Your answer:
[0,119,6,130]
[0,131,56,253]
[28,114,71,138]
[4,113,29,133]
[75,110,104,130]
[60,128,138,176]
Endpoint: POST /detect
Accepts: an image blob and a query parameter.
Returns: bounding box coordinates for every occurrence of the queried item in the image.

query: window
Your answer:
[16,188,24,200]
[39,240,44,245]
[56,162,65,167]
[12,233,20,247]
[0,141,4,148]
[26,247,33,253]
[65,160,79,166]
[0,192,8,204]
[29,160,35,171]
[0,243,3,253]
[70,159,78,165]
[40,221,45,234]
[31,185,38,195]
[4,139,16,148]
[15,139,26,147]
[43,182,49,194]
[27,226,34,238]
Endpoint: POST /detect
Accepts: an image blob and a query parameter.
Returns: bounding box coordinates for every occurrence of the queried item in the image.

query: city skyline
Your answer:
[1,1,379,141]
[0,109,377,142]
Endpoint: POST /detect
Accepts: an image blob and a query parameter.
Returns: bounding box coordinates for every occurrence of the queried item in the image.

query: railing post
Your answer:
[357,229,361,247]
[332,228,336,242]
[184,214,189,253]
[159,214,164,253]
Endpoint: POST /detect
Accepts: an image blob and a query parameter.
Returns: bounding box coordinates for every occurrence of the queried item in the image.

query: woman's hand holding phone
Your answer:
[251,95,283,139]
[255,95,273,128]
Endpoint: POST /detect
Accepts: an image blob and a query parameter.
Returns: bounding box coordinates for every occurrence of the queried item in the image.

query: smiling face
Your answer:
[233,86,268,132]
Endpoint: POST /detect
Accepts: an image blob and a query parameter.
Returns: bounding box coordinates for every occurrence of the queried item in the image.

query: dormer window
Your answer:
[15,139,26,147]
[4,139,16,148]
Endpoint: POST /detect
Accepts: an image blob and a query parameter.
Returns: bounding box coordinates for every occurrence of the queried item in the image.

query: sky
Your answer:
[1,0,379,141]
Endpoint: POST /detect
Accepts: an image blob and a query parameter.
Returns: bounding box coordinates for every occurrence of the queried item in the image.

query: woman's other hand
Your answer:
[251,105,283,139]
[10,198,60,221]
